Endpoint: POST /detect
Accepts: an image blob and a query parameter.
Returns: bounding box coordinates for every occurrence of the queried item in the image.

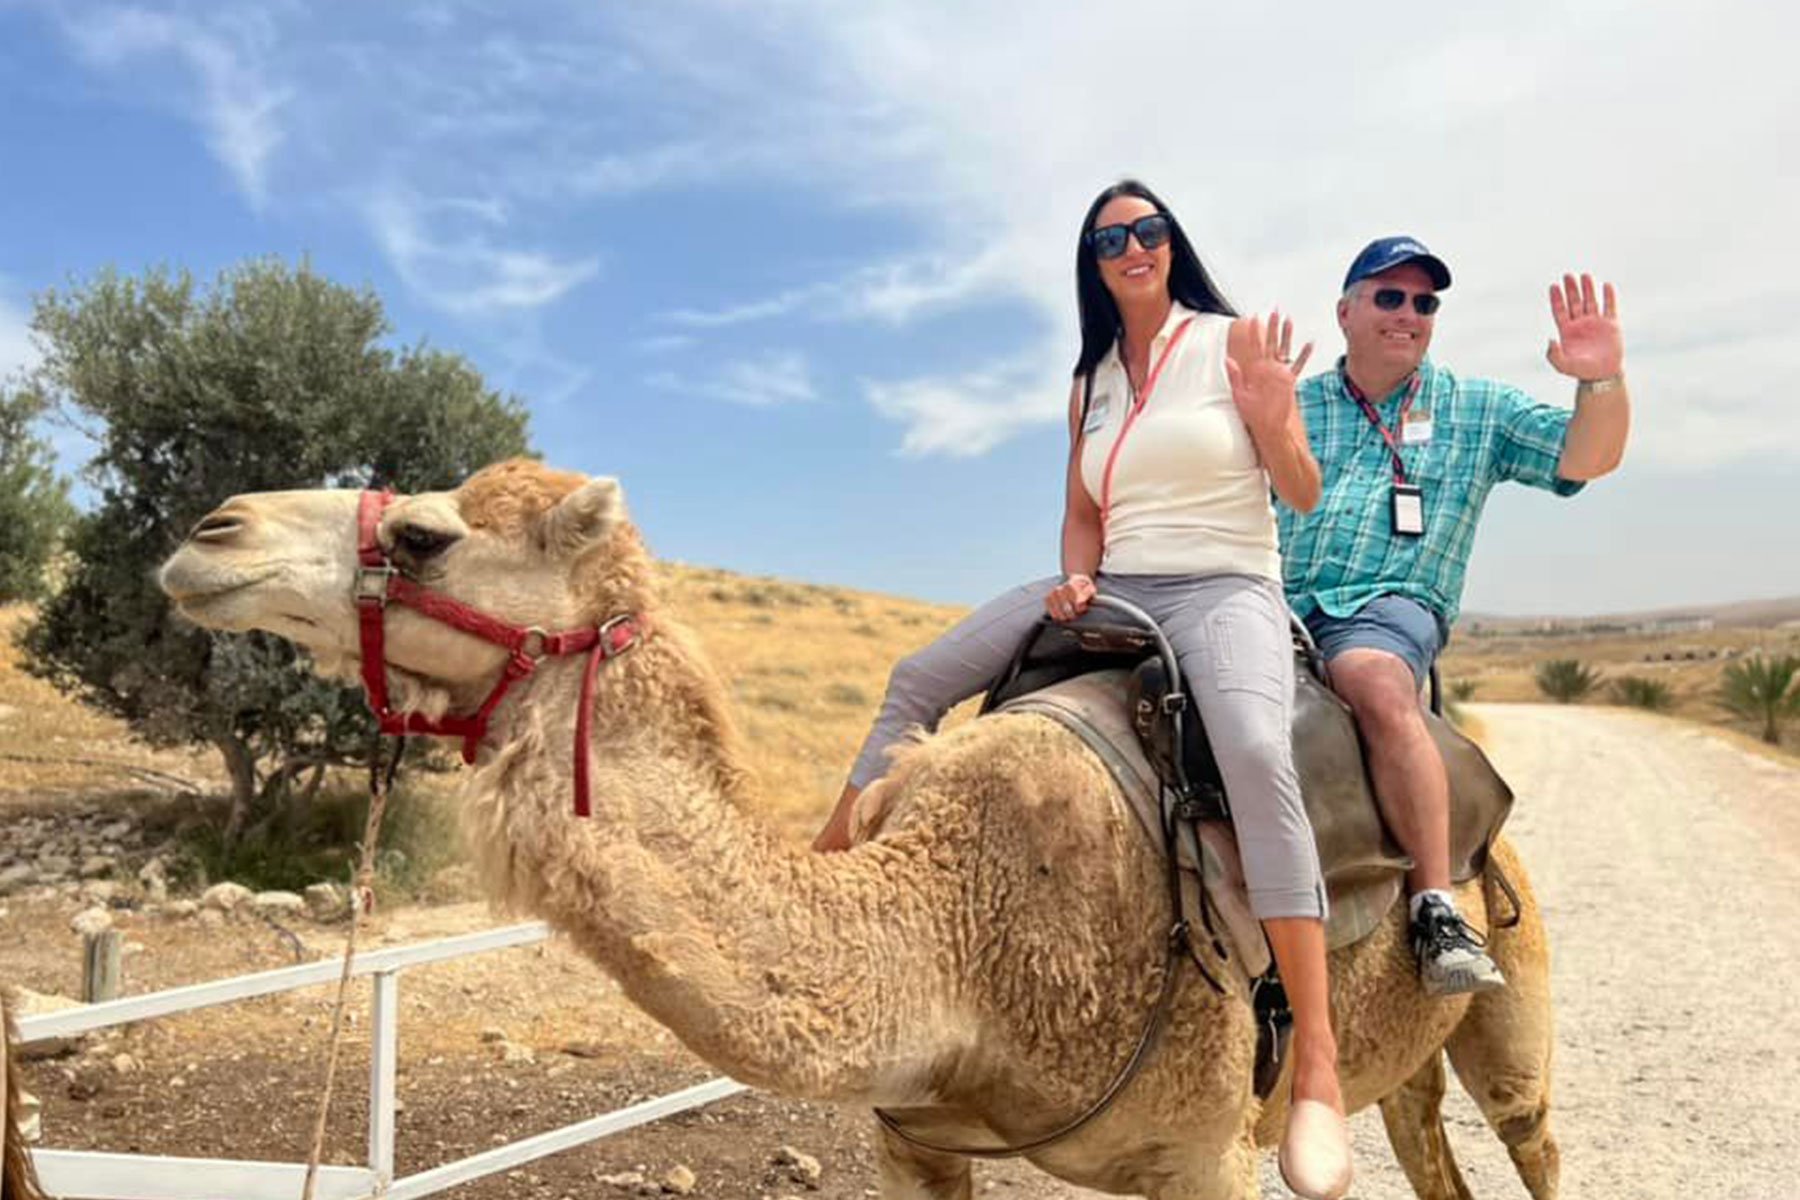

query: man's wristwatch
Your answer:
[1577,374,1625,395]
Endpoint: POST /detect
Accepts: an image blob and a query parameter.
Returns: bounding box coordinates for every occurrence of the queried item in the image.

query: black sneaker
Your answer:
[1410,895,1505,996]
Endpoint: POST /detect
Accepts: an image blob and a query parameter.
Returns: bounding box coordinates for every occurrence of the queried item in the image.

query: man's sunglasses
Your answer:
[1371,288,1442,316]
[1087,214,1172,260]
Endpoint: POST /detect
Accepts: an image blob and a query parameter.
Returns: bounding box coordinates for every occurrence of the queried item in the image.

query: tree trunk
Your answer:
[213,735,259,849]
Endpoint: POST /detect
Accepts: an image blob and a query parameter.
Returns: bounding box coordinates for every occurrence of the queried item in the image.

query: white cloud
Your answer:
[63,6,290,210]
[864,349,1065,457]
[364,187,600,318]
[648,350,819,408]
[665,249,1010,329]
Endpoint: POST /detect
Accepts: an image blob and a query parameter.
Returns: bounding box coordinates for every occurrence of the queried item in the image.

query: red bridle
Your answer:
[353,490,642,817]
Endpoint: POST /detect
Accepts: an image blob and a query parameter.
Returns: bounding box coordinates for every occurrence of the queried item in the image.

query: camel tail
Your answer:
[2,990,51,1200]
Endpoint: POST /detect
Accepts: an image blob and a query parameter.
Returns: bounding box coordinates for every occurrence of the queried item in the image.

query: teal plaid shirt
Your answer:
[1278,358,1583,628]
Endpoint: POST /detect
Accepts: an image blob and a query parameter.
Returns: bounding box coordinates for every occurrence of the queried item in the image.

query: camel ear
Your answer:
[543,476,628,557]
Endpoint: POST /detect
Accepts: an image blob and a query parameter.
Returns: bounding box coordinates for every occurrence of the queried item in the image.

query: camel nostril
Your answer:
[189,514,244,543]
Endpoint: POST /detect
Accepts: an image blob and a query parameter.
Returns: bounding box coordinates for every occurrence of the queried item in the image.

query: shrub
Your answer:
[1719,654,1800,745]
[1535,659,1601,703]
[17,260,531,848]
[1611,675,1674,711]
[1448,678,1479,702]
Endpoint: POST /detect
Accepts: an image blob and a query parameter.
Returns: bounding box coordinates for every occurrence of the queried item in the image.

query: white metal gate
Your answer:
[16,922,747,1199]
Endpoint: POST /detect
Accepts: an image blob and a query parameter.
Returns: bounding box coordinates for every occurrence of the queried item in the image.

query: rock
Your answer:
[198,908,225,927]
[597,1170,647,1190]
[16,1090,42,1142]
[478,1026,509,1044]
[138,857,169,904]
[201,882,252,913]
[78,880,120,907]
[252,890,306,917]
[0,864,35,894]
[70,907,114,937]
[773,1147,822,1189]
[111,1053,142,1075]
[498,1040,536,1066]
[79,855,116,879]
[157,900,199,920]
[36,853,74,879]
[661,1166,698,1195]
[101,820,134,841]
[304,882,349,922]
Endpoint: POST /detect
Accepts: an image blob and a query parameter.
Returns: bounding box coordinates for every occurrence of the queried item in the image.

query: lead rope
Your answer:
[300,735,405,1200]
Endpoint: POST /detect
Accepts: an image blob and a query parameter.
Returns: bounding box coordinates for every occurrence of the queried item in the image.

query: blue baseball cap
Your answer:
[1342,236,1452,292]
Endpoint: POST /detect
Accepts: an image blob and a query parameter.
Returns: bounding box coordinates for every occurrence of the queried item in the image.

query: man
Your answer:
[1279,237,1629,995]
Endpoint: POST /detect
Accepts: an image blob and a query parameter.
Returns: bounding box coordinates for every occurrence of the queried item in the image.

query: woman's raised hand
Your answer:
[1227,311,1313,436]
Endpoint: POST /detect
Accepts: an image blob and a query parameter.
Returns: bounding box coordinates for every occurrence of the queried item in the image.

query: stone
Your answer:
[661,1166,698,1196]
[36,854,74,879]
[198,908,225,928]
[70,907,114,937]
[101,820,134,841]
[201,882,253,913]
[304,882,349,921]
[111,1053,142,1075]
[773,1147,822,1189]
[499,1040,536,1066]
[478,1026,509,1044]
[79,855,116,879]
[78,880,120,906]
[158,900,199,920]
[138,857,169,904]
[252,890,306,917]
[0,864,35,894]
[597,1171,647,1190]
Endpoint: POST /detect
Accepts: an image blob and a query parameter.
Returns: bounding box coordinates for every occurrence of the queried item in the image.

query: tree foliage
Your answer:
[1534,658,1601,703]
[0,387,75,602]
[1719,654,1800,745]
[19,260,532,844]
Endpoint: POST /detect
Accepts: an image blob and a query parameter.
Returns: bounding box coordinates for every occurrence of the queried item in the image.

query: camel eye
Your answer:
[395,525,458,559]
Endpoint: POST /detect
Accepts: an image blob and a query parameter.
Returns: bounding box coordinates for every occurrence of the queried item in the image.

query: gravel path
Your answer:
[999,703,1800,1198]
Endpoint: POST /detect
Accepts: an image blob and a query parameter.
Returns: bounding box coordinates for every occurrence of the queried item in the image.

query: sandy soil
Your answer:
[9,703,1799,1198]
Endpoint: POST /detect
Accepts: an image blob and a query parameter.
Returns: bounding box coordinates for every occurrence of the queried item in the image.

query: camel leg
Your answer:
[875,1124,973,1200]
[1443,846,1559,1200]
[1379,1052,1475,1200]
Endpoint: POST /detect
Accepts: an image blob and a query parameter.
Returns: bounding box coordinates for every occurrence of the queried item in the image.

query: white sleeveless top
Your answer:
[1077,306,1280,581]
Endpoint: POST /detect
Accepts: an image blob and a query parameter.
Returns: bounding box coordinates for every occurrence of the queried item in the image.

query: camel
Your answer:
[155,459,1558,1199]
[3,990,49,1200]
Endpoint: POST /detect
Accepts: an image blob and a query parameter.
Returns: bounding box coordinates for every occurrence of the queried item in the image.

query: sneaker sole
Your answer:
[1421,967,1507,997]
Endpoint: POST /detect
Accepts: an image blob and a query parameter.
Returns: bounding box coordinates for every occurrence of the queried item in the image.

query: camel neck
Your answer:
[469,626,956,1102]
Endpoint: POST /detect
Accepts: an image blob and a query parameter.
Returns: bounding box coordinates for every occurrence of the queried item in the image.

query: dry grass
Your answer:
[1440,624,1800,758]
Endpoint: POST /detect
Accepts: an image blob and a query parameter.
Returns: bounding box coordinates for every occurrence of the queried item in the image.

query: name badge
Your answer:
[1392,483,1425,536]
[1082,393,1113,434]
[1402,408,1433,445]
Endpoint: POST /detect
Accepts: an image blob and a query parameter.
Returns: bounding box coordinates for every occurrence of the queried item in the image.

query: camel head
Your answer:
[158,458,650,709]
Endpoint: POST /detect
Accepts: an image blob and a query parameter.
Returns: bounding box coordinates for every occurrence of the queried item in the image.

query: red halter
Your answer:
[353,490,641,816]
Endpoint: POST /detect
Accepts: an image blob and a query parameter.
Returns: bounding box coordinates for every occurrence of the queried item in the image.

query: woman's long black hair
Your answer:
[1073,179,1236,379]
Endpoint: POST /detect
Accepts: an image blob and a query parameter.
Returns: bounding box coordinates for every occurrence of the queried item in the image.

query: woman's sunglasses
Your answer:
[1371,288,1442,316]
[1087,214,1172,260]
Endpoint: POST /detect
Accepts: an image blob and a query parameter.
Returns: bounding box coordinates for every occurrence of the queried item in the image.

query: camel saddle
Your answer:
[984,619,1514,979]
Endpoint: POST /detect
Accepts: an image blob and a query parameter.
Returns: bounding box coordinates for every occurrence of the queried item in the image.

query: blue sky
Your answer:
[2,0,1796,616]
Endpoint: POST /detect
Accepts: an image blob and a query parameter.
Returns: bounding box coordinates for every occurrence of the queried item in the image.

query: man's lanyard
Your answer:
[1343,369,1423,485]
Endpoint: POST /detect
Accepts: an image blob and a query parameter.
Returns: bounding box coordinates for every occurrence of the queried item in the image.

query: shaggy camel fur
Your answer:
[2,991,49,1200]
[157,459,1559,1199]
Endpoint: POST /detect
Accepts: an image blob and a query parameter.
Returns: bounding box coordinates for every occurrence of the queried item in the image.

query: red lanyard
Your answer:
[1343,369,1423,485]
[1099,317,1196,527]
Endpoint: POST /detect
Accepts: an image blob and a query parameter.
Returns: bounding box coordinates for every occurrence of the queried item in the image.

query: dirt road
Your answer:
[13,704,1799,1198]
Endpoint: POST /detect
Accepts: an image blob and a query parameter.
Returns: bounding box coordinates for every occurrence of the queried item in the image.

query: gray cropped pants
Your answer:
[848,572,1326,920]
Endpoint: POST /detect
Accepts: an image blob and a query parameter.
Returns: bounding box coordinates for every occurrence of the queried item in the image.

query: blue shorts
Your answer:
[1302,595,1446,688]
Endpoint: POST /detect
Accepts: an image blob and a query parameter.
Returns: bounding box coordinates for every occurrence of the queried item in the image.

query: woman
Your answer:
[814,179,1349,1198]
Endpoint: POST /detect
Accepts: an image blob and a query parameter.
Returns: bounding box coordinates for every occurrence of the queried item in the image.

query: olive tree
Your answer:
[19,260,533,845]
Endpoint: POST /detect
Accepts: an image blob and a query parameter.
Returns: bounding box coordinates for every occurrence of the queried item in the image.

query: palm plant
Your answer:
[1611,675,1674,711]
[1719,654,1800,745]
[1535,659,1602,703]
